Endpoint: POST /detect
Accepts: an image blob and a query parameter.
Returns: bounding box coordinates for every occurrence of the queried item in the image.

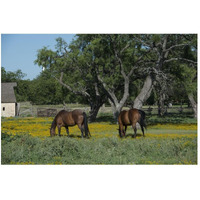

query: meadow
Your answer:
[1,112,197,165]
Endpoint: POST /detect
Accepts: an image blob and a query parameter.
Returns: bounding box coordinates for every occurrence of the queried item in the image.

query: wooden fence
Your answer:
[18,102,194,117]
[142,106,193,115]
[37,108,57,117]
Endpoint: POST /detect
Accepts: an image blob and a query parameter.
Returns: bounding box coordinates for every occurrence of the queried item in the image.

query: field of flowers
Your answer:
[1,117,197,138]
[1,117,197,164]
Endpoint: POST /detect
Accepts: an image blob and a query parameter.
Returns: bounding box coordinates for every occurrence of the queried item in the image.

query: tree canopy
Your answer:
[2,34,197,119]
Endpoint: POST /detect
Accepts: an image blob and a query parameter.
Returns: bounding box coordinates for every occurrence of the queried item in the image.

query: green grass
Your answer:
[1,109,197,165]
[147,114,197,125]
[1,131,197,165]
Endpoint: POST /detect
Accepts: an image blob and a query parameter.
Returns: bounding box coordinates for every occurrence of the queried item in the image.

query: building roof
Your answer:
[1,82,17,103]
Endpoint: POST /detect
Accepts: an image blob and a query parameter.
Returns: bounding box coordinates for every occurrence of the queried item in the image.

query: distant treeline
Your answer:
[1,66,191,106]
[1,67,84,105]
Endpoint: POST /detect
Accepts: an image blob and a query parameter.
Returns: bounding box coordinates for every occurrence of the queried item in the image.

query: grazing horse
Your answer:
[50,109,90,138]
[118,108,146,138]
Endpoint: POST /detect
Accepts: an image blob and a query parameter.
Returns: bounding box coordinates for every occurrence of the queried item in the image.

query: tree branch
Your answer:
[162,35,168,51]
[53,72,90,97]
[96,73,118,105]
[164,58,197,64]
[164,43,189,52]
[134,36,152,48]
[120,43,130,54]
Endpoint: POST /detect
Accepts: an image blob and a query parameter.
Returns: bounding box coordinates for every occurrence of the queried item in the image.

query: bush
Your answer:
[1,133,197,165]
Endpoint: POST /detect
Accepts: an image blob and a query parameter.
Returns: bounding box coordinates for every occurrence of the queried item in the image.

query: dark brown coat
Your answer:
[118,108,146,138]
[50,109,90,138]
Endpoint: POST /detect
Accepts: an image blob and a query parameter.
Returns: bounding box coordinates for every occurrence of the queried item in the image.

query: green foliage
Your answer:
[14,80,32,102]
[28,71,84,105]
[169,62,197,101]
[1,133,197,164]
[34,47,57,69]
[1,67,32,102]
[152,34,161,43]
[1,67,26,82]
[2,34,197,111]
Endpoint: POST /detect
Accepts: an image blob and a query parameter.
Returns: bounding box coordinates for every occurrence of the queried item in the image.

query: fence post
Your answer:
[147,106,152,115]
[179,106,183,114]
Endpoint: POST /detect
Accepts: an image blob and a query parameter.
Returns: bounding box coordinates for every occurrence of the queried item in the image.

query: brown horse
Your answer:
[118,108,146,138]
[50,109,90,138]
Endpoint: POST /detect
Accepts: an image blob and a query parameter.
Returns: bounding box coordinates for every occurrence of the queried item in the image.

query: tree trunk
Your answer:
[158,93,166,116]
[188,93,197,118]
[133,75,154,109]
[111,104,123,122]
[89,101,104,122]
[107,98,125,122]
[99,75,130,122]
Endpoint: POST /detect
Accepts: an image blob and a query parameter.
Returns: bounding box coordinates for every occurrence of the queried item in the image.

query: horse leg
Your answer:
[124,125,127,136]
[65,126,69,137]
[82,124,89,138]
[119,124,124,138]
[58,126,61,136]
[134,127,137,138]
[81,127,84,138]
[132,124,137,138]
[141,125,145,137]
[78,124,84,138]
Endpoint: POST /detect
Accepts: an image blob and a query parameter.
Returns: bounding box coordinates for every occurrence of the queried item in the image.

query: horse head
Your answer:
[50,128,56,137]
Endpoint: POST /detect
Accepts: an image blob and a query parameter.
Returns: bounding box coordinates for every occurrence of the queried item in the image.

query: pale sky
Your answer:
[1,34,75,80]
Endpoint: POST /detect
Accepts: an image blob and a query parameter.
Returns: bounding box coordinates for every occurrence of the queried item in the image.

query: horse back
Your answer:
[58,109,84,126]
[128,109,140,123]
[118,110,131,125]
[55,110,74,126]
[72,109,84,124]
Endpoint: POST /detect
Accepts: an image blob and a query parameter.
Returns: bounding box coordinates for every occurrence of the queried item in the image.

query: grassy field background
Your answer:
[1,108,197,165]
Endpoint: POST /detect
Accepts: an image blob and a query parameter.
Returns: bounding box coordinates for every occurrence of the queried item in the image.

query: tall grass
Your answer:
[1,133,197,165]
[1,112,197,165]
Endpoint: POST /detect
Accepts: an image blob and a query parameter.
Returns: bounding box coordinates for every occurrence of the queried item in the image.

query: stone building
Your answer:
[1,82,18,117]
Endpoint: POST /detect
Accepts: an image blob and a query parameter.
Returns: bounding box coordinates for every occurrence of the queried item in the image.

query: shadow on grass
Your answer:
[146,113,197,125]
[54,134,90,139]
[94,114,116,124]
[125,133,143,138]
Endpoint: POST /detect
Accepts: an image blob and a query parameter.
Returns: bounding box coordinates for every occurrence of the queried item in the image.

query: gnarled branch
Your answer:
[164,57,197,64]
[53,72,90,97]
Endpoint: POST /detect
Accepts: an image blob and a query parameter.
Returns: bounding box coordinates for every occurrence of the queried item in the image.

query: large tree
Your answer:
[35,37,107,121]
[169,38,197,117]
[35,34,197,120]
[133,34,197,116]
[86,34,148,120]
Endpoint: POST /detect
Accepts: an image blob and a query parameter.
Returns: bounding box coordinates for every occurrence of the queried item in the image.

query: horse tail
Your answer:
[138,109,147,129]
[83,112,91,137]
[50,116,57,136]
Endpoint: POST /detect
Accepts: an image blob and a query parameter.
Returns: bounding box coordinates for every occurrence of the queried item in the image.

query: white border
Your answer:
[0,1,199,200]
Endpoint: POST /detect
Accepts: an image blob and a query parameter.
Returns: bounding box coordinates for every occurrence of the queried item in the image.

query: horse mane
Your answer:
[50,110,66,130]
